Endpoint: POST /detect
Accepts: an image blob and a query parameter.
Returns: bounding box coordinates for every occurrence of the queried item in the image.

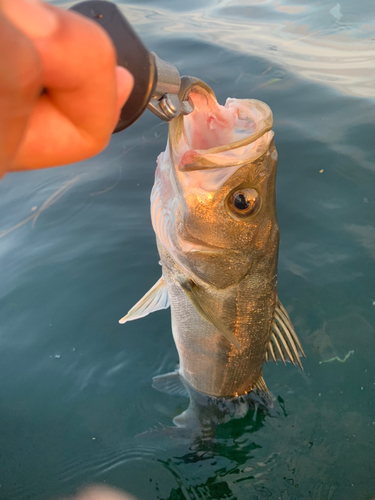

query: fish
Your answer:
[120,76,305,421]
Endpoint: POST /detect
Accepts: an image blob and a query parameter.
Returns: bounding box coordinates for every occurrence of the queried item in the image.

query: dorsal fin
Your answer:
[119,277,170,324]
[266,298,305,368]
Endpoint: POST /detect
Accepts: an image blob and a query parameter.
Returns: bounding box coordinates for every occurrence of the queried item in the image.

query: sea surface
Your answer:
[0,0,375,499]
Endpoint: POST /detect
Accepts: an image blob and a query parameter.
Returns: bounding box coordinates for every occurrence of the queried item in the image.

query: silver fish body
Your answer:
[155,141,279,398]
[121,78,304,401]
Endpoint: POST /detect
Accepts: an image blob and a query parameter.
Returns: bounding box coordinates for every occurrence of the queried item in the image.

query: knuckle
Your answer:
[11,41,42,103]
[0,18,43,100]
[65,9,117,74]
[89,24,117,70]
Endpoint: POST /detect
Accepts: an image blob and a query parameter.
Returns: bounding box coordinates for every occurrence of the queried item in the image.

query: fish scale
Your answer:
[120,78,305,405]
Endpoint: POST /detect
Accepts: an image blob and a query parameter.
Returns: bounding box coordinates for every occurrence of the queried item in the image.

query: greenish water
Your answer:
[1,0,375,499]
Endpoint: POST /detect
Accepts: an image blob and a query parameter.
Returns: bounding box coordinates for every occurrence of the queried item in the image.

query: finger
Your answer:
[1,0,59,38]
[113,66,134,128]
[10,4,133,169]
[0,10,42,177]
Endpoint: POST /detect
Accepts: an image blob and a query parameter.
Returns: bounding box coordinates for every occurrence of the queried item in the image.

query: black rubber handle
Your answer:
[70,0,156,133]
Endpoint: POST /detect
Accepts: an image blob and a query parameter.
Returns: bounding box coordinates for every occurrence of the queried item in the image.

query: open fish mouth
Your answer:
[169,77,275,173]
[167,77,276,256]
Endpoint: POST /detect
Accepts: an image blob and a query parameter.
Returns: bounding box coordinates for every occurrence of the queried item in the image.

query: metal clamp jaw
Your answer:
[147,53,194,122]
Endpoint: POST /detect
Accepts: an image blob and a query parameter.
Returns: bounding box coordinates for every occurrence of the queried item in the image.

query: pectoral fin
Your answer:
[178,278,242,350]
[119,276,170,324]
[265,298,305,367]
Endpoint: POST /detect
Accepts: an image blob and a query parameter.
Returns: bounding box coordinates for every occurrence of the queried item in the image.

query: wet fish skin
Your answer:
[156,145,279,397]
[152,369,275,441]
[121,79,304,402]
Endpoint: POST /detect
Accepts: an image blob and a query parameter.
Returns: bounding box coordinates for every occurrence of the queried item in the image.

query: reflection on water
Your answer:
[0,0,375,499]
[117,0,375,98]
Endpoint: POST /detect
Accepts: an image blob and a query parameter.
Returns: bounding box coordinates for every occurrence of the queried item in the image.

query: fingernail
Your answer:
[113,66,134,127]
[2,0,59,38]
[115,66,134,108]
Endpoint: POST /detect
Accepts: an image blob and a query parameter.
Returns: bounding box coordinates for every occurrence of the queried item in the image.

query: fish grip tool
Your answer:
[70,0,195,132]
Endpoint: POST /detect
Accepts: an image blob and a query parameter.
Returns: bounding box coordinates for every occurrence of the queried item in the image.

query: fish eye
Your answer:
[227,188,260,218]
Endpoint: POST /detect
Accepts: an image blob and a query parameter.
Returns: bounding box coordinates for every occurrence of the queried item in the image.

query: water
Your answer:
[0,0,375,499]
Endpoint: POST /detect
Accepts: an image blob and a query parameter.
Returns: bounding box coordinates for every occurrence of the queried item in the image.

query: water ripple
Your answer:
[119,0,375,98]
[59,443,163,483]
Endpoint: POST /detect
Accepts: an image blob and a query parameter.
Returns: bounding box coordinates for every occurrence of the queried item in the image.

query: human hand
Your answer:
[0,0,134,177]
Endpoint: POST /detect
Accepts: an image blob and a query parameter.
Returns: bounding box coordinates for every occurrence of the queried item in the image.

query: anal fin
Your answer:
[254,376,269,393]
[119,276,170,324]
